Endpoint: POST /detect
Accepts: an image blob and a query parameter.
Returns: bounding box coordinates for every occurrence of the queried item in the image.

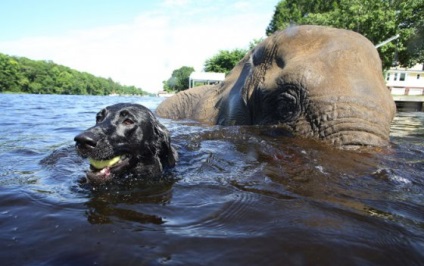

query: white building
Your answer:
[386,64,424,95]
[189,72,225,88]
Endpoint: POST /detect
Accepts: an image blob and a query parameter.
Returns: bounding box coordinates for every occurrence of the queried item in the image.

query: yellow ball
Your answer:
[89,156,121,169]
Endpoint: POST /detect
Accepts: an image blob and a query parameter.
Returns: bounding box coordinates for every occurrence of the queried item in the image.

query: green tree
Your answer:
[0,52,148,95]
[204,49,247,74]
[407,20,424,64]
[163,66,194,92]
[0,54,22,92]
[55,71,72,94]
[248,38,264,50]
[163,77,178,92]
[266,0,424,68]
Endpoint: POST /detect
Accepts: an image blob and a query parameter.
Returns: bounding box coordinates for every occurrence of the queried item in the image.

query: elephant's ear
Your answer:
[240,53,254,106]
[241,38,277,106]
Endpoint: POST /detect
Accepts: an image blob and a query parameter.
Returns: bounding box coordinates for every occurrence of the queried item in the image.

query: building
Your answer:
[189,72,225,88]
[386,64,424,111]
[386,63,424,96]
[157,90,175,97]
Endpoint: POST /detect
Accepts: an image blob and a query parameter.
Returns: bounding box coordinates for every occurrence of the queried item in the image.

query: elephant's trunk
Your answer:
[320,119,391,147]
[299,95,394,148]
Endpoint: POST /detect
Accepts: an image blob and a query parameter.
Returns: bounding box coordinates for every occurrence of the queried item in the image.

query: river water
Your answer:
[0,94,423,265]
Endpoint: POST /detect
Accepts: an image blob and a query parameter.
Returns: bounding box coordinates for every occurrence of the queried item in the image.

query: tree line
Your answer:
[2,1,422,95]
[164,0,424,92]
[0,53,148,95]
[266,0,424,69]
[163,40,261,92]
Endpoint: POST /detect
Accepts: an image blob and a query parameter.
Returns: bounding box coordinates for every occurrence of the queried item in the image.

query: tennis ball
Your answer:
[89,156,121,169]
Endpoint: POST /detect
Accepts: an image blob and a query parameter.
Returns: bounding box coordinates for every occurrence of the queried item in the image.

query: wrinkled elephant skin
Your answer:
[156,25,396,148]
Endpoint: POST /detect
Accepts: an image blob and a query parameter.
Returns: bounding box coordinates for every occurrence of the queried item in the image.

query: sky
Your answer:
[0,0,278,93]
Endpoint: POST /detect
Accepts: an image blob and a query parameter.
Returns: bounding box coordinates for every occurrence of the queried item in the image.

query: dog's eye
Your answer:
[96,109,106,123]
[96,115,103,123]
[123,118,134,125]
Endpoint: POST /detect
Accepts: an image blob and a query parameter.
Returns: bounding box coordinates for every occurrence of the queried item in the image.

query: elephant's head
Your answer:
[217,25,396,148]
[156,25,396,149]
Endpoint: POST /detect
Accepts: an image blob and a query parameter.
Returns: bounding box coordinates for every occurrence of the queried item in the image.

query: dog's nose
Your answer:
[74,132,98,148]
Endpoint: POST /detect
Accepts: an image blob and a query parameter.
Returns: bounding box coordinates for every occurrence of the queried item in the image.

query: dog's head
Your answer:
[74,103,177,183]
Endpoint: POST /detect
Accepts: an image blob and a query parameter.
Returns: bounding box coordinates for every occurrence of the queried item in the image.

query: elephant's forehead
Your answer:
[255,26,383,95]
[271,25,376,60]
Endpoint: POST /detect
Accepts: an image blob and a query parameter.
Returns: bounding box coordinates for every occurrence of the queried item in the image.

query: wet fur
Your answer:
[74,103,177,183]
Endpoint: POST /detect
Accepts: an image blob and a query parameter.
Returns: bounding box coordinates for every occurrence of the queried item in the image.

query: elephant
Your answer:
[156,25,396,148]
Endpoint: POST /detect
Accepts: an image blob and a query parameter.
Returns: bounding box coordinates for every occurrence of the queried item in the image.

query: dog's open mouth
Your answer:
[86,155,130,182]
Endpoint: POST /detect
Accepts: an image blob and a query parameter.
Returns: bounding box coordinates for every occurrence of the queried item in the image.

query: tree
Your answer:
[204,49,247,74]
[407,20,424,64]
[0,54,22,92]
[248,38,264,50]
[163,66,194,92]
[266,0,424,68]
[0,52,148,95]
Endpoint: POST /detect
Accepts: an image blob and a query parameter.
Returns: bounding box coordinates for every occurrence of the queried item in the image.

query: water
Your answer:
[0,94,423,265]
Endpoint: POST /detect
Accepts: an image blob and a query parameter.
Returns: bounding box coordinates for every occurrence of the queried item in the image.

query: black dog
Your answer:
[74,103,177,184]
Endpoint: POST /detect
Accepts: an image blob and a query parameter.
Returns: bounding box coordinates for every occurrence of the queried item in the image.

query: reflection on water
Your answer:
[0,94,423,265]
[391,112,424,138]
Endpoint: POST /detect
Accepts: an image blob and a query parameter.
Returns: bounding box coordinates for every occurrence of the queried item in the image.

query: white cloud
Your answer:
[162,0,190,7]
[0,1,275,93]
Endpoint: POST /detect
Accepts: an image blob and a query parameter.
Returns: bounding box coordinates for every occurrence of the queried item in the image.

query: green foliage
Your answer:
[248,38,264,50]
[266,0,424,68]
[204,49,247,74]
[163,66,194,92]
[0,53,147,95]
[164,40,260,92]
[0,54,22,92]
[407,19,424,64]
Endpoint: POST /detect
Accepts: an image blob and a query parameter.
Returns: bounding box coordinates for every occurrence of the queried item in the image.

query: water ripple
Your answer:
[1,94,424,264]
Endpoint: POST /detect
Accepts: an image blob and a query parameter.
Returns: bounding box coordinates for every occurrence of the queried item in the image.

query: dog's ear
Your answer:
[154,123,177,168]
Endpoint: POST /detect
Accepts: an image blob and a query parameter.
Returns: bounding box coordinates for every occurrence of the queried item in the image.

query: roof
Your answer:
[189,72,225,81]
[388,63,424,73]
